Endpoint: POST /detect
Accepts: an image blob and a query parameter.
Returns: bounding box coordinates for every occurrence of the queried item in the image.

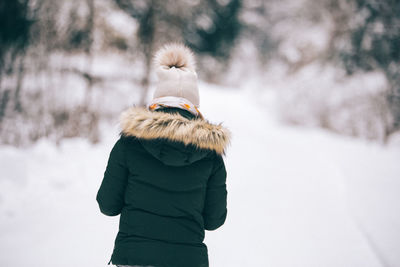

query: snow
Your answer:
[1,84,400,267]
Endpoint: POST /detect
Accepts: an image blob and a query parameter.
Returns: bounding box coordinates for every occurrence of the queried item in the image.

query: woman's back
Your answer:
[96,107,230,267]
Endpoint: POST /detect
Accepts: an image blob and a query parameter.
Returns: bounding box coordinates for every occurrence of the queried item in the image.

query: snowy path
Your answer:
[202,86,397,267]
[1,85,399,267]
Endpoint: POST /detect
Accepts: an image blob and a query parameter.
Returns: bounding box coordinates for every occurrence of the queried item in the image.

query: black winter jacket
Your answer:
[96,107,230,267]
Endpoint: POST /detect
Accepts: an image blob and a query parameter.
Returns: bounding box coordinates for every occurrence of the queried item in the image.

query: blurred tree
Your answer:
[82,0,96,109]
[0,0,31,70]
[0,0,249,145]
[0,0,103,146]
[114,0,156,106]
[184,0,241,59]
[0,0,32,118]
[114,0,242,103]
[329,0,400,140]
[184,0,242,82]
[235,0,277,64]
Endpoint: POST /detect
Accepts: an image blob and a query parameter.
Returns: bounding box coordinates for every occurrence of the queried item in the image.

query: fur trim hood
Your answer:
[119,107,231,155]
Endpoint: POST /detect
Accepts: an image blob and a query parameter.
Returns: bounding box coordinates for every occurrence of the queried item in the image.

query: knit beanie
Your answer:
[151,43,200,108]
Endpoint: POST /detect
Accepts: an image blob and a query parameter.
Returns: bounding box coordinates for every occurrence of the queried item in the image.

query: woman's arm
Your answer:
[203,154,228,230]
[96,136,129,216]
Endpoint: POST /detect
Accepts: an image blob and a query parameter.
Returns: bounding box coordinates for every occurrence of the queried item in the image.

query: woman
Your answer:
[96,43,231,267]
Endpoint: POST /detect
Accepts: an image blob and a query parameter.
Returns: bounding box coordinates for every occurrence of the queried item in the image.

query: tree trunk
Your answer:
[138,1,155,107]
[82,0,95,110]
[14,52,26,112]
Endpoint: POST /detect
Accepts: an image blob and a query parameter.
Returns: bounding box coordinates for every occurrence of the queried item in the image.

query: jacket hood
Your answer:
[119,107,231,166]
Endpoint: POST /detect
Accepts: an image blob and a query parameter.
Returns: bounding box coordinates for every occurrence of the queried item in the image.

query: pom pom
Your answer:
[154,43,196,72]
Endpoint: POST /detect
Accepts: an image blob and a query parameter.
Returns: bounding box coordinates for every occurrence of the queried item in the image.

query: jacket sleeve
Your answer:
[203,154,228,231]
[96,136,128,216]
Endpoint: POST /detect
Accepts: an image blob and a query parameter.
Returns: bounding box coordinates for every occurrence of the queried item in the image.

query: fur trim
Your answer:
[119,107,230,155]
[153,43,196,72]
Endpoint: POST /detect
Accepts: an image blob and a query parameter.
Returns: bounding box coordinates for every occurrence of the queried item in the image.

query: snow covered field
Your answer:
[1,85,399,267]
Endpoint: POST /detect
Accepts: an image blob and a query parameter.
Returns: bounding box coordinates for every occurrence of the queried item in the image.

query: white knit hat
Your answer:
[152,43,200,107]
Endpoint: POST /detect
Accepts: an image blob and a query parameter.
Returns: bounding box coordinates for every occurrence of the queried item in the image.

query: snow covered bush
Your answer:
[275,64,392,141]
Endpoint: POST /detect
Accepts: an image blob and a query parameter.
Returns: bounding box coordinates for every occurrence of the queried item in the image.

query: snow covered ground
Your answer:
[1,84,399,267]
